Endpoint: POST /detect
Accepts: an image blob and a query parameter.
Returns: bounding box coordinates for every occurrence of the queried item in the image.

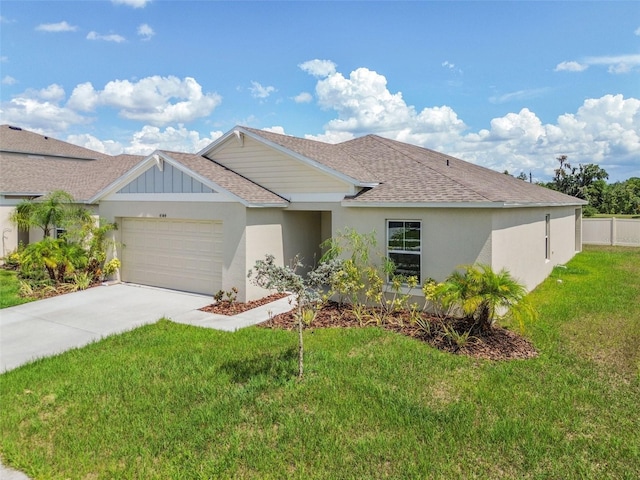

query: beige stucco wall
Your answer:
[245,208,327,301]
[333,206,493,283]
[491,206,580,290]
[0,205,18,257]
[97,197,581,301]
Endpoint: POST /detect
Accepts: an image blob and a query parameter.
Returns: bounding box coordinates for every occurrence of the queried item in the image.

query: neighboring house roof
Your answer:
[240,126,587,207]
[159,151,288,206]
[0,124,143,201]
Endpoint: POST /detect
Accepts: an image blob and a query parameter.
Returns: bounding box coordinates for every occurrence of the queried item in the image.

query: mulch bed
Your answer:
[199,293,289,316]
[201,295,537,361]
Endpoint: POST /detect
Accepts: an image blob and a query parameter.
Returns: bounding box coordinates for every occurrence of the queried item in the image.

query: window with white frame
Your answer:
[545,214,551,260]
[387,220,421,280]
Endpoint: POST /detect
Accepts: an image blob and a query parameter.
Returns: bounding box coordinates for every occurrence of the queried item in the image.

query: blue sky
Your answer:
[1,0,639,181]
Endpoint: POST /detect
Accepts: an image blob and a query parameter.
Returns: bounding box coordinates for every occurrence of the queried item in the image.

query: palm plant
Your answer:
[9,190,85,238]
[436,264,536,333]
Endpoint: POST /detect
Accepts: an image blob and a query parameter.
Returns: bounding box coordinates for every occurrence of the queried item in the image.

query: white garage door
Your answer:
[121,218,222,295]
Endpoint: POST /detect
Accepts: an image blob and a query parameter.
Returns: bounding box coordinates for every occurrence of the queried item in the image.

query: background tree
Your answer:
[601,178,640,215]
[545,156,610,215]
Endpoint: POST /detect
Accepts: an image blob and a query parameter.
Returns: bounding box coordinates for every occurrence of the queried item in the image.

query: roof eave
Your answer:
[341,200,588,208]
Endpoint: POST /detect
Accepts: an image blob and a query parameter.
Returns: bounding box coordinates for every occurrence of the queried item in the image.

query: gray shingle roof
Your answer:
[242,127,586,206]
[0,125,143,201]
[160,151,288,206]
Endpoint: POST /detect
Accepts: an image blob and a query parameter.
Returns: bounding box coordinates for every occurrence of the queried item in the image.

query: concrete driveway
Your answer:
[0,283,215,373]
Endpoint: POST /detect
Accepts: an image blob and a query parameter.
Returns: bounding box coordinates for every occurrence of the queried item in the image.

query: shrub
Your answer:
[102,257,121,279]
[435,264,537,333]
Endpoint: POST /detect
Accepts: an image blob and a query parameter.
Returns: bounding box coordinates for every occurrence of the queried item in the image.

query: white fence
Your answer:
[583,218,640,247]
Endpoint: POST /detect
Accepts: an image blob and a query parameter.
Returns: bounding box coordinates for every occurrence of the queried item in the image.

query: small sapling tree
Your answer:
[249,255,314,379]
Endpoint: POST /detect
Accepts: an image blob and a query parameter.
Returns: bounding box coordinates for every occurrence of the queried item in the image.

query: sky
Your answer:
[1,0,639,182]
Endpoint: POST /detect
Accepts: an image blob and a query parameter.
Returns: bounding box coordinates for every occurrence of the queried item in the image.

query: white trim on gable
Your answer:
[90,151,249,206]
[198,126,379,190]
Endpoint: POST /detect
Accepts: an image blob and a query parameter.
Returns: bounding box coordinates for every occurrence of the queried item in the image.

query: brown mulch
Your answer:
[199,292,289,316]
[258,301,538,361]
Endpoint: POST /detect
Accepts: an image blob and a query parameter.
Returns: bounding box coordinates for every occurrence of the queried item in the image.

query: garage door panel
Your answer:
[121,218,222,295]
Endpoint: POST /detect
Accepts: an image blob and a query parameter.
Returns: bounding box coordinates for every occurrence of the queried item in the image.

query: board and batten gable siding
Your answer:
[209,135,352,195]
[117,163,214,194]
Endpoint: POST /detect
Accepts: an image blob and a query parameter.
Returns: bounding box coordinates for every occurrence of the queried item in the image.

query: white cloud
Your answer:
[66,133,125,156]
[249,81,276,99]
[262,126,287,135]
[556,55,640,74]
[68,125,223,156]
[87,31,126,43]
[311,65,465,145]
[2,75,17,85]
[634,26,640,36]
[554,61,588,72]
[293,92,313,103]
[137,23,155,41]
[442,61,455,69]
[0,56,7,62]
[112,0,151,8]
[299,59,337,78]
[67,82,100,111]
[24,84,66,102]
[0,93,86,135]
[2,76,221,135]
[35,21,78,33]
[68,76,221,126]
[126,125,223,155]
[302,62,640,180]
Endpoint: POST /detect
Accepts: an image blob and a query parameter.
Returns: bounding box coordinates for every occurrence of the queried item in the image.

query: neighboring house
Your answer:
[0,125,143,253]
[1,124,587,301]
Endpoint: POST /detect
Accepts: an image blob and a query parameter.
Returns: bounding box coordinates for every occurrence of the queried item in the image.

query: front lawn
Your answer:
[0,269,33,309]
[1,246,638,479]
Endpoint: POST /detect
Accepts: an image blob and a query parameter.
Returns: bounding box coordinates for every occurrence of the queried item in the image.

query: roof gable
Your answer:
[116,161,214,194]
[93,151,287,207]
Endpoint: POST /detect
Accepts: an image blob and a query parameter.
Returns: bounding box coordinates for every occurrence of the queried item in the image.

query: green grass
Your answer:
[0,269,33,309]
[1,246,639,479]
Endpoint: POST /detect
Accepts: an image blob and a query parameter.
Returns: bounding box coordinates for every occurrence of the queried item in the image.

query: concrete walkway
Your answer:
[0,283,294,478]
[1,283,294,373]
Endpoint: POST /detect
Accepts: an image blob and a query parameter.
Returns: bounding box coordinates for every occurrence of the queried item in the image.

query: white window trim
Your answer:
[545,214,551,261]
[386,219,422,282]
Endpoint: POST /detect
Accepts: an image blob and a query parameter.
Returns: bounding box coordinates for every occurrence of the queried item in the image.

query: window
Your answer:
[387,220,421,280]
[545,214,551,260]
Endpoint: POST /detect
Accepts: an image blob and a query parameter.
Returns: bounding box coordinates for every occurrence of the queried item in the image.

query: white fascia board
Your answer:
[341,200,587,209]
[88,152,160,203]
[196,129,237,156]
[89,151,251,206]
[282,192,349,203]
[201,126,378,189]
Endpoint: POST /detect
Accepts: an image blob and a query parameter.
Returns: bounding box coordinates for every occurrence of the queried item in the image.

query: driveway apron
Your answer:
[0,283,212,373]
